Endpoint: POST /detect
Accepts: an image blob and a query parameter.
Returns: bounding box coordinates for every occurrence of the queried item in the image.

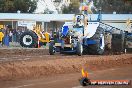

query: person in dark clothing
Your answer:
[12,29,17,42]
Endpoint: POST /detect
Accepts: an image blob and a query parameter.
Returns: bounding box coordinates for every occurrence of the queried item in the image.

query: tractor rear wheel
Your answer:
[89,27,105,55]
[20,31,38,48]
[111,33,125,53]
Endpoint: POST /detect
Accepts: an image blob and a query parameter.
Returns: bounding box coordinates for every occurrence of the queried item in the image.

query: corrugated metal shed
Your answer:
[0,13,132,22]
[88,14,132,22]
[0,13,74,22]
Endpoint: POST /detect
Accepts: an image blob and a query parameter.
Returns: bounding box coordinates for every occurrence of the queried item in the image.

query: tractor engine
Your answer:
[60,22,83,43]
[68,28,83,38]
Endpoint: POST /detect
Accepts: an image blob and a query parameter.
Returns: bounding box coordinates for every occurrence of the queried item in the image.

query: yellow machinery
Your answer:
[33,25,50,43]
[20,24,50,48]
[0,25,4,29]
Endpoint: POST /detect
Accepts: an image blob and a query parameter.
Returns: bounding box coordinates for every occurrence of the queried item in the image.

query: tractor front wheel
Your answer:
[77,42,83,56]
[49,42,55,55]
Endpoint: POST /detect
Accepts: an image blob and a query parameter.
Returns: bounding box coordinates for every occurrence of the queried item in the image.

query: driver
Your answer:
[77,16,81,23]
[76,16,83,27]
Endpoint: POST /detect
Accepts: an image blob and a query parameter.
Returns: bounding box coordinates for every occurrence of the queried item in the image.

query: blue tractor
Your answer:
[49,13,105,56]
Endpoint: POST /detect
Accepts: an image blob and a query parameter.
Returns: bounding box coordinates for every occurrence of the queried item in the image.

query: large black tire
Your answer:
[20,31,38,48]
[125,32,132,53]
[88,27,105,55]
[49,42,55,55]
[76,42,83,56]
[111,33,125,53]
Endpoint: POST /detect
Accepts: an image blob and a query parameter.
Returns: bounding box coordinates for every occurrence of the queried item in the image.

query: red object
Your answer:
[82,6,88,11]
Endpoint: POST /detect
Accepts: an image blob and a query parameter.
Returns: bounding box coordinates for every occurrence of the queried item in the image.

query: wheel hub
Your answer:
[23,35,33,46]
[26,38,31,42]
[100,34,105,50]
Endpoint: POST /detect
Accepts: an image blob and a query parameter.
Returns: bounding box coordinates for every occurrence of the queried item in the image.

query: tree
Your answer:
[0,0,14,13]
[43,8,54,14]
[62,0,132,14]
[62,0,80,14]
[62,5,69,14]
[93,0,132,14]
[0,0,38,13]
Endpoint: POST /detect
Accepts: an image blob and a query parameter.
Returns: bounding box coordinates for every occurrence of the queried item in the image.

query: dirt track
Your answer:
[1,66,132,88]
[0,49,132,81]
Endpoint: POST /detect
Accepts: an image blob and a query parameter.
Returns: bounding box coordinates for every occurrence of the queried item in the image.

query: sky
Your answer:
[35,0,57,13]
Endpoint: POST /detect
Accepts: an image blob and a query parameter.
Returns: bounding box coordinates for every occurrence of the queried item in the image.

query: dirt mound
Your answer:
[0,48,49,56]
[0,54,131,81]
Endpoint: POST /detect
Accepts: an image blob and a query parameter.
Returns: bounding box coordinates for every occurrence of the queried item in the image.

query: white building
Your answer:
[0,13,132,32]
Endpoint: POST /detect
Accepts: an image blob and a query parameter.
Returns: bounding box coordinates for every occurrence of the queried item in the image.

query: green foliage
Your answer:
[93,0,132,14]
[62,6,69,14]
[43,8,54,14]
[62,0,132,14]
[62,0,80,14]
[0,0,38,13]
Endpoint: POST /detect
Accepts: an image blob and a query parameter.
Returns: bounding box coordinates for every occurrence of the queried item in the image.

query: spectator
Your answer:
[17,29,21,42]
[1,28,6,35]
[12,29,17,42]
[9,30,13,42]
[4,26,10,47]
[0,29,4,47]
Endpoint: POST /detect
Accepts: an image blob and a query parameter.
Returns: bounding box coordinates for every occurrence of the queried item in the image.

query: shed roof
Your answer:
[0,13,132,22]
